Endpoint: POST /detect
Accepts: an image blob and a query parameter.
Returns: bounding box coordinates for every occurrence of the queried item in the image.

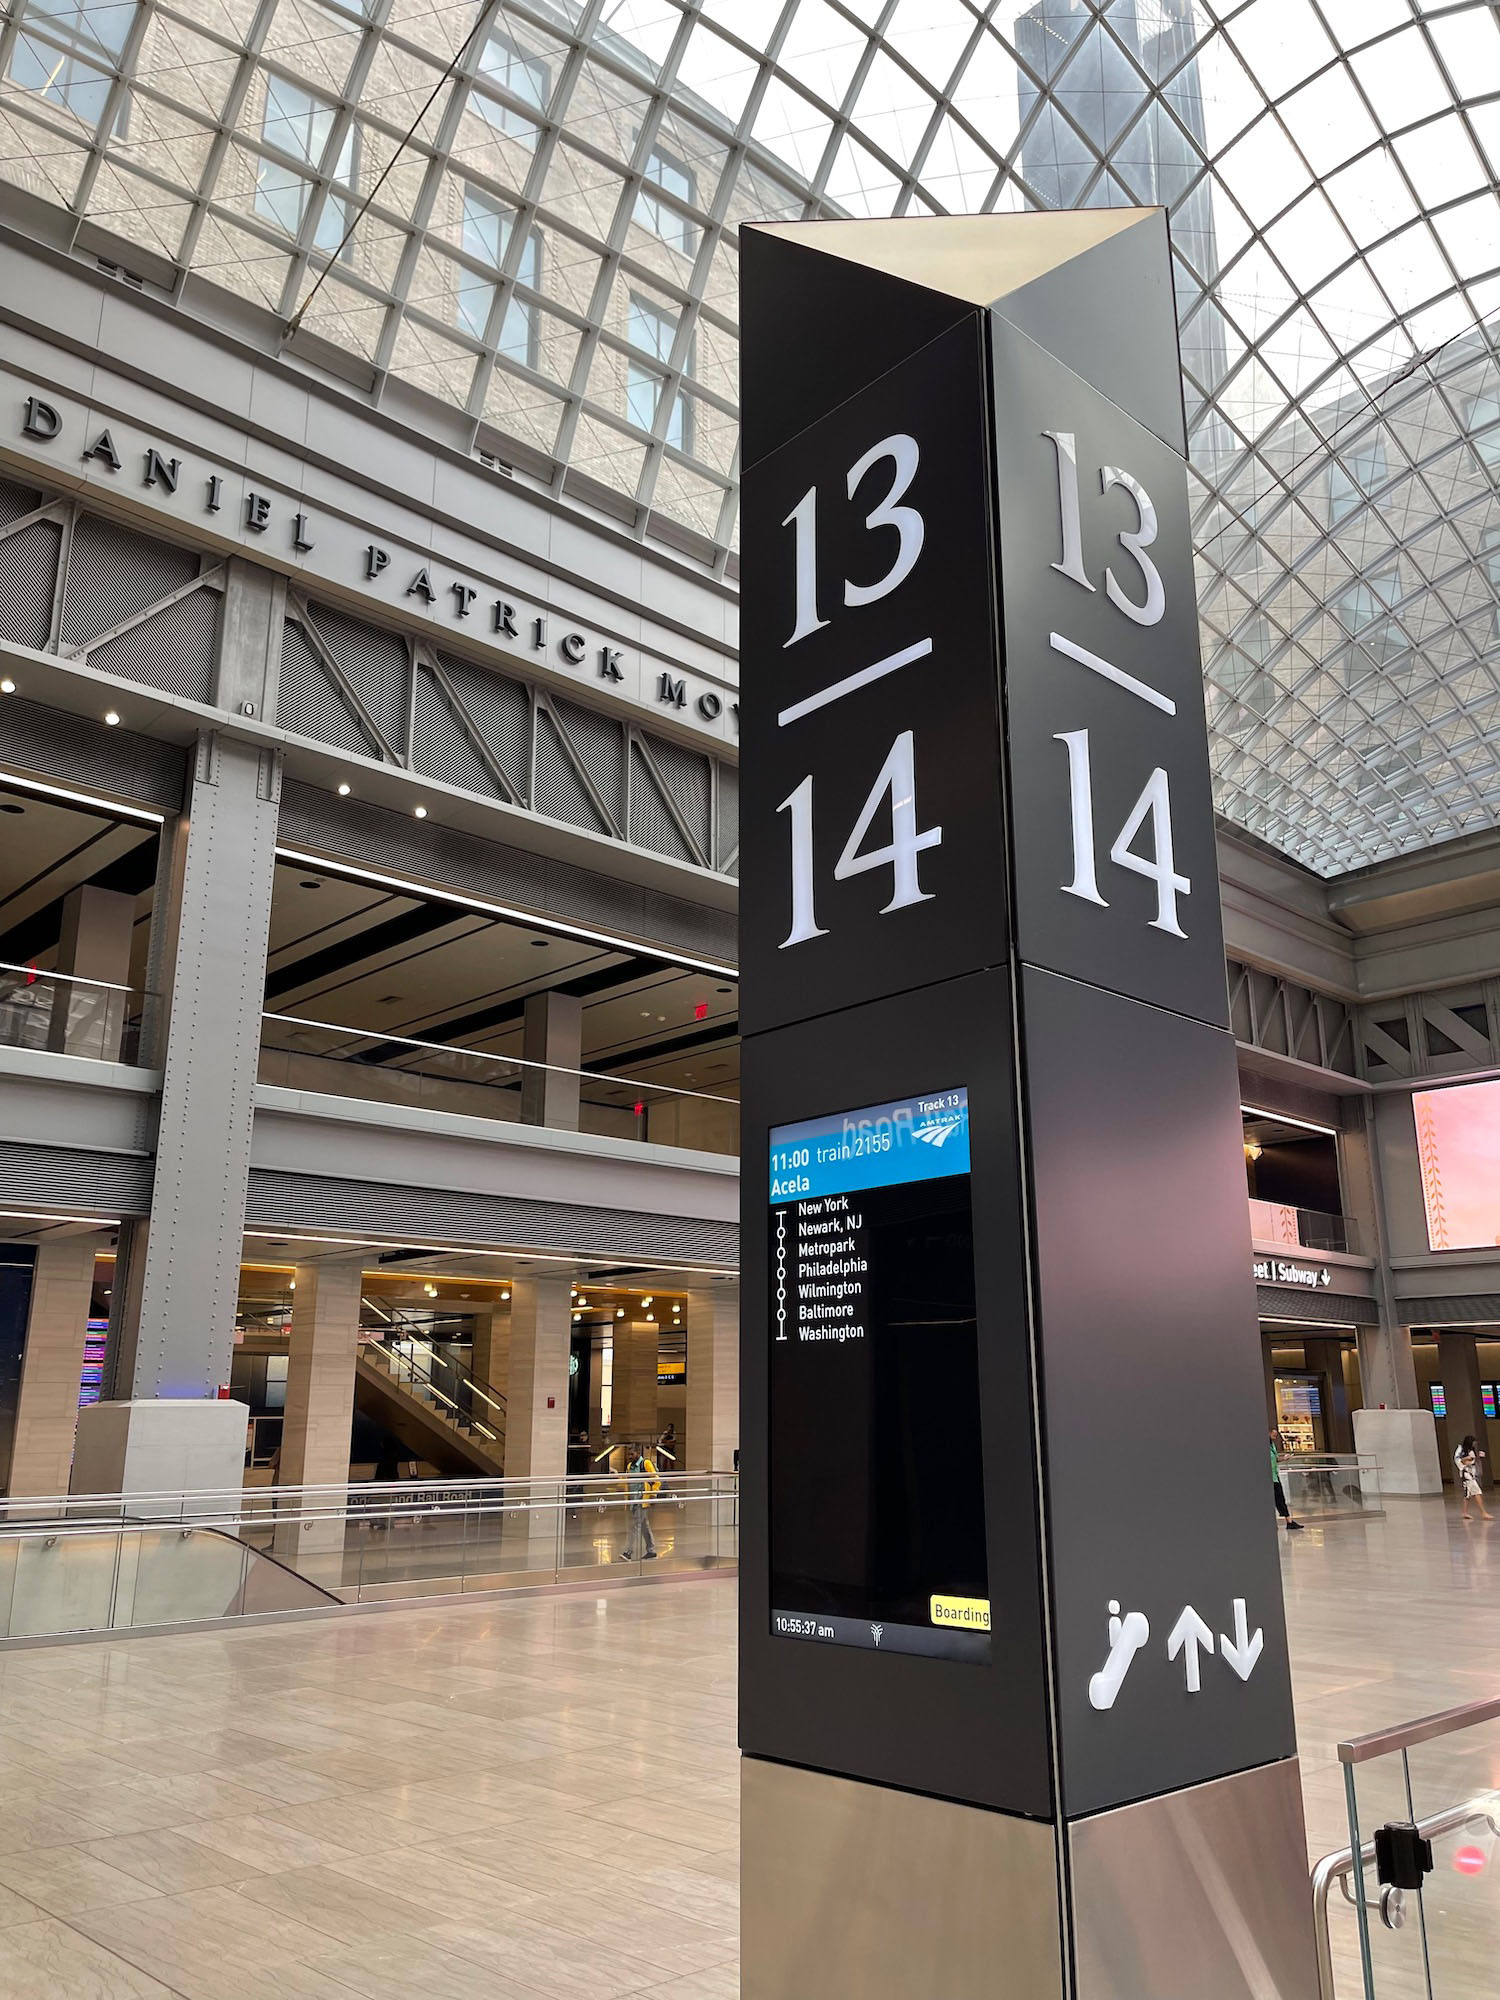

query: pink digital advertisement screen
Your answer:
[1413,1081,1500,1251]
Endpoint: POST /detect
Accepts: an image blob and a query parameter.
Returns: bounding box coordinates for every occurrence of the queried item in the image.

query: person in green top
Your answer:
[1270,1431,1304,1533]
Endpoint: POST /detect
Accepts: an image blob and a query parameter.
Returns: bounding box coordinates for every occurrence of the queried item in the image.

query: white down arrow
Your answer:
[1220,1598,1264,1681]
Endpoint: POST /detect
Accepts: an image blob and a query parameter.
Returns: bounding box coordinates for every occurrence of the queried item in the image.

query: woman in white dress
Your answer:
[1454,1435,1492,1523]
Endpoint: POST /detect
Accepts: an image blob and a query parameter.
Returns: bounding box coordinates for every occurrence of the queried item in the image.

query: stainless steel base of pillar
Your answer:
[741,1756,1064,2000]
[742,1754,1320,1999]
[1070,1756,1319,2000]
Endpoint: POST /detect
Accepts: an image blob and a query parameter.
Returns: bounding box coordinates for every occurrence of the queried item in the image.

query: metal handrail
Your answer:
[0,959,145,996]
[1311,1798,1500,2000]
[0,1473,737,1542]
[262,1008,739,1105]
[0,1470,727,1517]
[1339,1691,1500,1766]
[362,1328,507,1439]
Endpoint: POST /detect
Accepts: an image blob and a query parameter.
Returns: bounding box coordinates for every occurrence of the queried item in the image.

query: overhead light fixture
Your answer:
[0,678,14,695]
[337,783,351,797]
[414,805,428,819]
[103,710,121,726]
[0,773,162,824]
[501,1289,511,1300]
[273,846,738,979]
[641,1296,653,1309]
[616,1307,624,1318]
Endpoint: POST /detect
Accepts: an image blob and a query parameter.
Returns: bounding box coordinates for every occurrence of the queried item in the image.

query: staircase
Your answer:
[355,1327,507,1478]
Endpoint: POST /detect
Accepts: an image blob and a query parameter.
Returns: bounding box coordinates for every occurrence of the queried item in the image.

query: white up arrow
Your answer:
[1167,1606,1214,1693]
[1220,1598,1264,1681]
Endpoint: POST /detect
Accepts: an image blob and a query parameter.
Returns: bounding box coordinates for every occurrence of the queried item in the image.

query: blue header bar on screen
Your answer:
[769,1088,970,1202]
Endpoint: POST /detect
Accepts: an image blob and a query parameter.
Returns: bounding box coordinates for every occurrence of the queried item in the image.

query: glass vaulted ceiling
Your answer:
[2,0,1500,873]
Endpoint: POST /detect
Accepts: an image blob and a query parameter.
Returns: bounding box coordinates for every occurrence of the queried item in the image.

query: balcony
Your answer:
[0,962,149,1064]
[1248,1197,1358,1256]
[258,1011,740,1157]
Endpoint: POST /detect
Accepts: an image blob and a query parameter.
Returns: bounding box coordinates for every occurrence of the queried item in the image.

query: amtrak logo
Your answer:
[913,1117,964,1149]
[870,1623,883,1648]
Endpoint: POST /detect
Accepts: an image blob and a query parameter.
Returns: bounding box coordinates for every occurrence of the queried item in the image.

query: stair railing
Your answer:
[360,1319,507,1450]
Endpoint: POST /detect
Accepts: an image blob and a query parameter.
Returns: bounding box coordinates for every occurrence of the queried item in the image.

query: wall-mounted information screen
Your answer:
[768,1087,990,1662]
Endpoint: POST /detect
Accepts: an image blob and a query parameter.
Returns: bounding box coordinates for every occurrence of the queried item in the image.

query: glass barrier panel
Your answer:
[125,1527,251,1629]
[1399,1718,1500,1999]
[7,1530,122,1637]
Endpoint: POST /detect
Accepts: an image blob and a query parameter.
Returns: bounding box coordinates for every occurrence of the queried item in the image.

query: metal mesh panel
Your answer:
[647,735,711,856]
[629,740,694,864]
[0,480,42,529]
[244,1167,738,1264]
[0,693,186,808]
[1256,1286,1379,1326]
[0,1141,152,1214]
[717,762,738,872]
[302,603,409,754]
[1401,1297,1500,1328]
[278,620,379,756]
[89,590,219,705]
[276,779,735,963]
[435,652,530,791]
[412,663,502,800]
[535,706,609,835]
[0,519,61,650]
[59,514,200,650]
[552,696,625,829]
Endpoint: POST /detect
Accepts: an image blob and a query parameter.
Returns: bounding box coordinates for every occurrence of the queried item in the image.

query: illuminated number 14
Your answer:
[777,730,941,949]
[1055,729,1190,938]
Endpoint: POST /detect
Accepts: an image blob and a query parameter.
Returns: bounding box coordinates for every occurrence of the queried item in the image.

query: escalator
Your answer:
[354,1323,508,1478]
[0,1518,339,1640]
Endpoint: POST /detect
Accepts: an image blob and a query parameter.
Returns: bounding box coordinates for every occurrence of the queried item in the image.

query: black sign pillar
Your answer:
[738,214,1320,1999]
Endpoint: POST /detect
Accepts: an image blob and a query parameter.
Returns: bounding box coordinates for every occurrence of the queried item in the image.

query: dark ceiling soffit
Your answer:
[0,829,159,966]
[263,903,461,1004]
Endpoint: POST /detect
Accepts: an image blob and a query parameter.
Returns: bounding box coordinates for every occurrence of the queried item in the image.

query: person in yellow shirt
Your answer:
[620,1444,661,1560]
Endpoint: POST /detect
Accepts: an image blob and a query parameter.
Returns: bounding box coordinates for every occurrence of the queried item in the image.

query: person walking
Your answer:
[1270,1430,1304,1532]
[620,1444,660,1561]
[1454,1434,1492,1522]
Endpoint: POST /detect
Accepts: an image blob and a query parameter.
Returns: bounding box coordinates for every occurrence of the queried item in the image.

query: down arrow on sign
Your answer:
[1220,1598,1264,1680]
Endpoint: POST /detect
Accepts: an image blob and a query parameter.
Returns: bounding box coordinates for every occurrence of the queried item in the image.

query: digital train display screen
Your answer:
[768,1088,990,1662]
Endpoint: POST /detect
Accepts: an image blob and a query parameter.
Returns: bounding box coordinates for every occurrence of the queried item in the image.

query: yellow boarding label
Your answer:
[929,1595,991,1632]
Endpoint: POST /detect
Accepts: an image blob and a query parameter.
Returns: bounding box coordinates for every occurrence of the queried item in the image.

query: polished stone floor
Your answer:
[0,1495,1493,1996]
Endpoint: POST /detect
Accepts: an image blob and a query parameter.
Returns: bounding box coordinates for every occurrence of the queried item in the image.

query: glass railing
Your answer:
[259,1011,740,1154]
[1278,1453,1382,1521]
[0,1473,739,1634]
[0,960,150,1064]
[1250,1197,1359,1255]
[1312,1693,1500,1999]
[0,1516,337,1638]
[359,1325,507,1452]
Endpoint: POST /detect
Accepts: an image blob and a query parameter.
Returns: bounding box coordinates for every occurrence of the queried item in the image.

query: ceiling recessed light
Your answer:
[531,938,549,948]
[413,805,428,819]
[0,803,22,817]
[337,783,352,797]
[716,986,731,994]
[299,879,321,890]
[104,710,121,726]
[0,679,15,695]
